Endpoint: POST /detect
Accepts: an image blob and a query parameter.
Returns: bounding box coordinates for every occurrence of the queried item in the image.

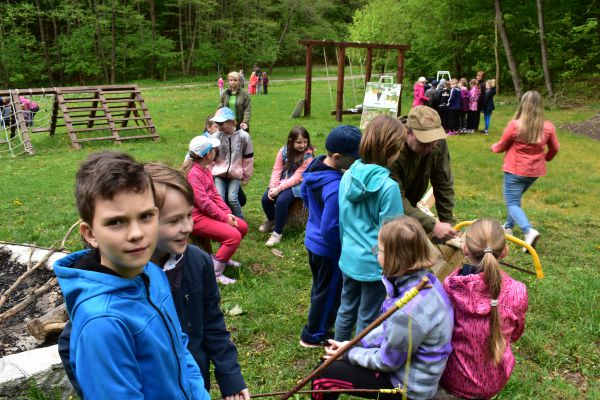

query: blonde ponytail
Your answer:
[465,219,507,365]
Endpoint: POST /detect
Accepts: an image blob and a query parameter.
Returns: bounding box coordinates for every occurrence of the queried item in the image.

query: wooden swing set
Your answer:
[0,84,158,154]
[299,40,410,122]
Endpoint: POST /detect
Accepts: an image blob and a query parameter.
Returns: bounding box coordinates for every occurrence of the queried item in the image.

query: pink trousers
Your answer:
[192,215,248,262]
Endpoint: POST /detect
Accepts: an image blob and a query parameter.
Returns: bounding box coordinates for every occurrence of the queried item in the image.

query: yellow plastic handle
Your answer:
[453,221,544,279]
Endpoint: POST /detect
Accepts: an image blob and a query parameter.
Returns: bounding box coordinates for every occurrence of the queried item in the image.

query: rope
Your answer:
[348,53,358,106]
[323,48,334,108]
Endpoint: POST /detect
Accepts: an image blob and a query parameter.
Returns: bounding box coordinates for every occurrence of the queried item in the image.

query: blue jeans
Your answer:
[214,177,244,219]
[334,273,386,341]
[503,172,538,233]
[484,112,492,131]
[261,187,295,234]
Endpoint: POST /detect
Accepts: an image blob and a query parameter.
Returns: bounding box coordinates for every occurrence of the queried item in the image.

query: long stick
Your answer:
[252,388,402,398]
[280,276,430,400]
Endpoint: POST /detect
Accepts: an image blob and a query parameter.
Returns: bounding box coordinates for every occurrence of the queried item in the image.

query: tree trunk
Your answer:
[495,18,500,94]
[110,1,116,84]
[146,0,157,79]
[91,0,109,83]
[269,5,294,74]
[34,0,54,85]
[178,1,186,75]
[494,0,521,98]
[185,5,199,75]
[536,0,553,98]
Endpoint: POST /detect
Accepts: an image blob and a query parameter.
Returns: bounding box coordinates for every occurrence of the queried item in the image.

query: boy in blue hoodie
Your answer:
[53,151,210,400]
[299,126,362,347]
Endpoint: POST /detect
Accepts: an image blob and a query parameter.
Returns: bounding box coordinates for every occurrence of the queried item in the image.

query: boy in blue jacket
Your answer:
[299,125,361,347]
[53,151,210,400]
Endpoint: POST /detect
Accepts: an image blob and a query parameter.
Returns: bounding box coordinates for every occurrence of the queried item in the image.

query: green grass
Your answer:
[1,78,599,399]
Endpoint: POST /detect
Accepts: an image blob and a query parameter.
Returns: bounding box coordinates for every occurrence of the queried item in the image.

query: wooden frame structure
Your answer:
[0,84,158,153]
[299,40,410,122]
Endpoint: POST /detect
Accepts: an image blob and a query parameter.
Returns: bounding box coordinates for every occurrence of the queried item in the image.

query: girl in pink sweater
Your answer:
[491,90,560,251]
[441,218,528,399]
[260,126,315,246]
[183,135,248,285]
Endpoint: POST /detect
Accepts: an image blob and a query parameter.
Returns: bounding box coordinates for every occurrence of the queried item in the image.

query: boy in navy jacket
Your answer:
[299,126,361,347]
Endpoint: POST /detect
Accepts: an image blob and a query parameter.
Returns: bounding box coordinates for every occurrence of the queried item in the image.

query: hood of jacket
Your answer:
[302,157,342,191]
[53,250,151,319]
[443,268,525,317]
[343,160,391,203]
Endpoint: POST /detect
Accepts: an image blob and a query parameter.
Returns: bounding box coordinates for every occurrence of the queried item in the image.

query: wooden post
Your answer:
[397,50,406,116]
[365,48,373,89]
[9,91,35,155]
[50,94,58,136]
[336,46,346,122]
[304,46,312,117]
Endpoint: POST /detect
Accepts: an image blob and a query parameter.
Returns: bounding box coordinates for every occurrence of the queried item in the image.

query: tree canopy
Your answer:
[0,0,597,92]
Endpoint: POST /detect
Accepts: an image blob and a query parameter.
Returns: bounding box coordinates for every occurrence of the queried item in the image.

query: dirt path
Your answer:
[140,74,367,91]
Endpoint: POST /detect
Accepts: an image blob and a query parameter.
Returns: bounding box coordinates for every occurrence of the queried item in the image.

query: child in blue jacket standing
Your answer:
[334,116,406,341]
[299,125,362,347]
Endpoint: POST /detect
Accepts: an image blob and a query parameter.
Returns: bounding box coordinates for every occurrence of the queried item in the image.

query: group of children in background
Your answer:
[417,72,496,136]
[52,75,563,399]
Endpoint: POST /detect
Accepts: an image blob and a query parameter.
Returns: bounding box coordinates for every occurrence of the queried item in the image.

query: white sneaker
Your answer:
[522,228,540,253]
[227,259,241,268]
[266,232,282,247]
[259,220,274,233]
[216,274,237,285]
[212,256,226,276]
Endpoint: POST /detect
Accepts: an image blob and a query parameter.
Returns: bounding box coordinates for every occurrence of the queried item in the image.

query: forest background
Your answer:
[0,0,598,94]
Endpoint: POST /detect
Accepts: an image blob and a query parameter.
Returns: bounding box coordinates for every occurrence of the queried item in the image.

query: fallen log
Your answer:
[26,303,68,340]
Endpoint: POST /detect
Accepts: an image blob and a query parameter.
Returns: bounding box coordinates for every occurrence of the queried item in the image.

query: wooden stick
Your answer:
[252,388,403,398]
[280,277,430,400]
[0,278,58,323]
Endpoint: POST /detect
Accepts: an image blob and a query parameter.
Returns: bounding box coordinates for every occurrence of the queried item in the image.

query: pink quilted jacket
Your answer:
[441,268,528,399]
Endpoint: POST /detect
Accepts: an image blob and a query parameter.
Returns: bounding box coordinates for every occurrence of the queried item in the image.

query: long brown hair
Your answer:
[285,126,313,173]
[464,219,507,364]
[514,90,544,144]
[379,216,436,277]
[359,115,406,167]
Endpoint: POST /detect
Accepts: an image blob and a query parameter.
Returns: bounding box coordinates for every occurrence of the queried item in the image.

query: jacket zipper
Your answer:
[225,136,232,179]
[142,274,190,400]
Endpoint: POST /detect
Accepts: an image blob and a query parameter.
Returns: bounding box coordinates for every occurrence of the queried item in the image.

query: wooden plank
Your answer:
[299,40,410,51]
[70,126,113,133]
[98,88,120,142]
[397,50,406,117]
[112,125,156,132]
[56,91,81,149]
[9,91,35,154]
[336,46,346,122]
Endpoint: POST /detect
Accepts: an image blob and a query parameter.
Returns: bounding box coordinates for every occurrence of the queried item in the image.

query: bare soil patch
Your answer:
[0,247,63,357]
[561,114,600,141]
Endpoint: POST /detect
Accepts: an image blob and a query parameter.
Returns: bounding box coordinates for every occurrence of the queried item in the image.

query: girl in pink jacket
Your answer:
[183,135,248,285]
[260,126,315,246]
[412,77,429,107]
[441,219,528,399]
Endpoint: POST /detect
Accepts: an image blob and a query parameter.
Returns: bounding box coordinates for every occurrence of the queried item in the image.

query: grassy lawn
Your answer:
[1,78,598,399]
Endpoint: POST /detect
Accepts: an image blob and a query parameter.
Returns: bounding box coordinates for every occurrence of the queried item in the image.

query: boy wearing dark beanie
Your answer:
[299,125,361,347]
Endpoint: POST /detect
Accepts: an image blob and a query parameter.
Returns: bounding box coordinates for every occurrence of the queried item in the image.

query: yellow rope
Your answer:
[394,286,420,308]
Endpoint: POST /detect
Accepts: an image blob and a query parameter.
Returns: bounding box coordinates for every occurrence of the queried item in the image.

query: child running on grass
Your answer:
[441,218,528,399]
[334,115,405,341]
[209,107,254,219]
[299,125,361,348]
[183,135,248,285]
[312,216,453,400]
[54,151,209,399]
[491,90,560,251]
[260,126,315,246]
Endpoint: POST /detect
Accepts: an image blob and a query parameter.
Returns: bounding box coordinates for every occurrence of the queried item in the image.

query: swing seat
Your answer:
[330,105,363,115]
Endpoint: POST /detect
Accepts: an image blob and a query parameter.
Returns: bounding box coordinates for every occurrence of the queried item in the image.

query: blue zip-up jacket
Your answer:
[54,250,210,400]
[346,270,454,400]
[301,155,344,257]
[338,160,404,282]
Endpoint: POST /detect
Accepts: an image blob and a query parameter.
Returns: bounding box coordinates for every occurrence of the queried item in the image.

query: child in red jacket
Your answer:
[183,135,248,284]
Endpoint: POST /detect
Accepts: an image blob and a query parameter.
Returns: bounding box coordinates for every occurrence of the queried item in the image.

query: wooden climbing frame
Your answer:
[299,40,411,122]
[0,85,158,151]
